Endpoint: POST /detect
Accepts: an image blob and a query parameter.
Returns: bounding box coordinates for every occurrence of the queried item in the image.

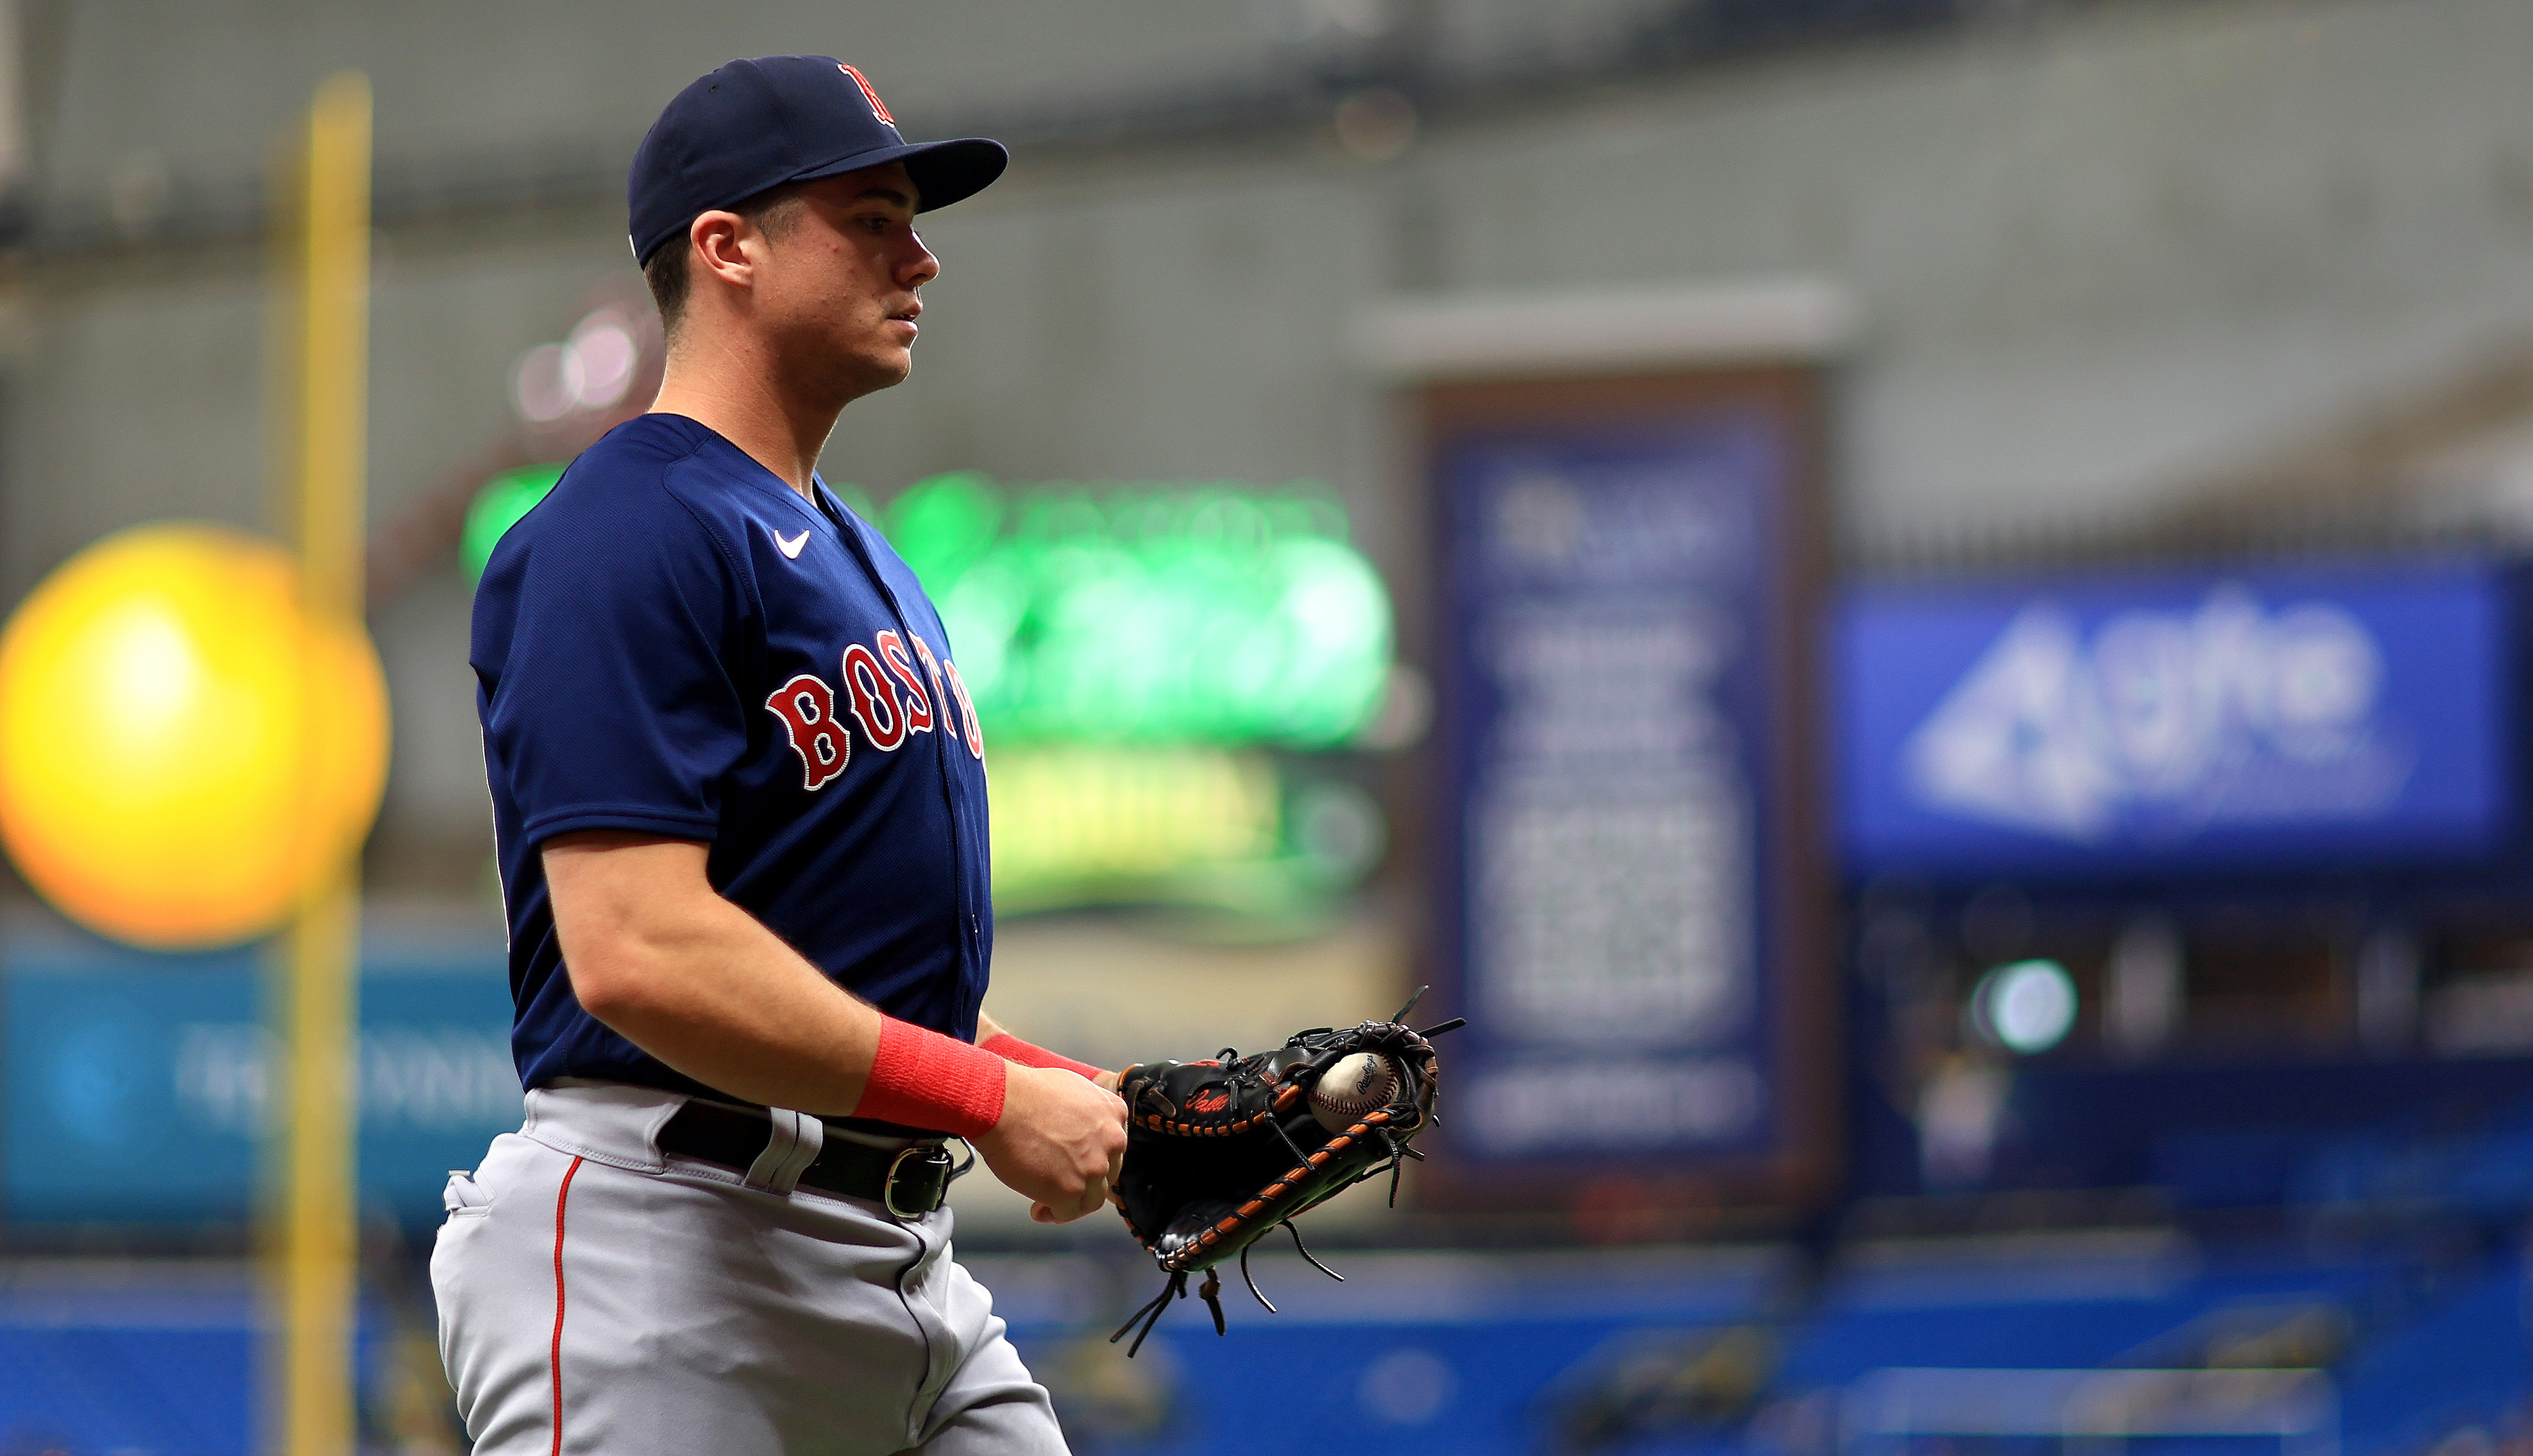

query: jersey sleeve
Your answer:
[477,482,755,849]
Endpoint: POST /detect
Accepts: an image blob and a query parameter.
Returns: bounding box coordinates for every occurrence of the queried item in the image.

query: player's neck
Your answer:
[651,353,842,501]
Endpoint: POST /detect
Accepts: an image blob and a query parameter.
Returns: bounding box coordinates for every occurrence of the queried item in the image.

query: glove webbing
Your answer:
[1110,1221,1348,1357]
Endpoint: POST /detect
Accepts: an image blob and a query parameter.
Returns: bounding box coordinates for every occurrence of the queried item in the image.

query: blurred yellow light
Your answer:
[0,523,389,949]
[990,745,1280,896]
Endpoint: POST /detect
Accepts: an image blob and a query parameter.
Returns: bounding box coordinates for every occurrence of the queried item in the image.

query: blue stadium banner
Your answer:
[1835,560,2518,879]
[1433,395,1828,1191]
[2,938,519,1225]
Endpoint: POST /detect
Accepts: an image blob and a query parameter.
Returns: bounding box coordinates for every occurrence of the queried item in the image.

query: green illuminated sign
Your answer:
[884,472,1392,748]
[460,466,1393,752]
[459,464,564,583]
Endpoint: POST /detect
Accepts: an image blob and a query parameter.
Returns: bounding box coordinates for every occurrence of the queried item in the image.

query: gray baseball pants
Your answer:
[430,1083,1069,1454]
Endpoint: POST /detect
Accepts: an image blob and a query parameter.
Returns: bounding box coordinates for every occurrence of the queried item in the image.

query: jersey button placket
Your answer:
[838,510,985,990]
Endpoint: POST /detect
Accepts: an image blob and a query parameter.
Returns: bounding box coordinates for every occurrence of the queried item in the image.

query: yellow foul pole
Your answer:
[274,70,370,1456]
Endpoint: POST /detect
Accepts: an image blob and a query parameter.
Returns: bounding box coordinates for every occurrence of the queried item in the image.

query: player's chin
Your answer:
[815,340,914,397]
[858,347,916,390]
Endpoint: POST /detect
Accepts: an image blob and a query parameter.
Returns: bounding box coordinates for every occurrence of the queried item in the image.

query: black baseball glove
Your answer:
[1108,989,1463,1355]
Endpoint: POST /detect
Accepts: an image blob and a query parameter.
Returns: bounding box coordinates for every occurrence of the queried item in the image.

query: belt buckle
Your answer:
[883,1143,953,1219]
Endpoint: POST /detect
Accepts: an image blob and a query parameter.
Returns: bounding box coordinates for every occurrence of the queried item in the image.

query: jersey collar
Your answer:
[656,413,852,538]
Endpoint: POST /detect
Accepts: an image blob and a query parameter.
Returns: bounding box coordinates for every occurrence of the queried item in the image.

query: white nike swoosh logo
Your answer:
[773,529,810,560]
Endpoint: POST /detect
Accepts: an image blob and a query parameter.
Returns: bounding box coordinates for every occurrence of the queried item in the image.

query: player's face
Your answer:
[760,163,940,403]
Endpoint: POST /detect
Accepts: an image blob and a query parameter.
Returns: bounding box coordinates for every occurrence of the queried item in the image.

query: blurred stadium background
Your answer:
[8,0,2533,1450]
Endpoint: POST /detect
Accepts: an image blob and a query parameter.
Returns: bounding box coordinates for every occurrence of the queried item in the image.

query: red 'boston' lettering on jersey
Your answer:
[874,630,935,734]
[841,643,906,751]
[940,658,985,760]
[765,674,850,790]
[768,634,967,787]
[911,636,950,732]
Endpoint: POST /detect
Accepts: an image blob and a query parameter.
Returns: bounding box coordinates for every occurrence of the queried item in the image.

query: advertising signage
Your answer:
[2,941,519,1225]
[1432,385,1830,1197]
[1835,561,2517,881]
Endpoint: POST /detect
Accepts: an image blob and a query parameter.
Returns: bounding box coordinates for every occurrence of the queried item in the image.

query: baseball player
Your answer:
[433,57,1127,1454]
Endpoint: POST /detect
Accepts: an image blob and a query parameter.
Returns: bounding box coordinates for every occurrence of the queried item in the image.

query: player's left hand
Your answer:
[974,1061,1128,1223]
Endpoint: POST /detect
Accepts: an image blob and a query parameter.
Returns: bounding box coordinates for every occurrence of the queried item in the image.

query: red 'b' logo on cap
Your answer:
[839,64,894,124]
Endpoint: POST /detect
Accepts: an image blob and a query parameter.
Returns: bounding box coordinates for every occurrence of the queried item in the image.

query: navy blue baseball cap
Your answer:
[628,56,1008,266]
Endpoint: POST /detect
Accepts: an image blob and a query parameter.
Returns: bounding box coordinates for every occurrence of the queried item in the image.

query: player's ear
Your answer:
[689,210,753,289]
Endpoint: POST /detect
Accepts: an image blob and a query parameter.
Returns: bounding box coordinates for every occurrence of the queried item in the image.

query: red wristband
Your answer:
[982,1032,1106,1082]
[853,1018,1007,1138]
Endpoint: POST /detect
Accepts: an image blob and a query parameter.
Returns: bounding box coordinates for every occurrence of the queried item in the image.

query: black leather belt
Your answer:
[658,1100,960,1217]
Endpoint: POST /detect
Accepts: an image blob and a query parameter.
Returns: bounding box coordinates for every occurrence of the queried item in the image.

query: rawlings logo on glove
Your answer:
[1108,988,1465,1355]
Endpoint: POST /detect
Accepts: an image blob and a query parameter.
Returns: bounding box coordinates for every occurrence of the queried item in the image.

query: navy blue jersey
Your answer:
[471,413,993,1098]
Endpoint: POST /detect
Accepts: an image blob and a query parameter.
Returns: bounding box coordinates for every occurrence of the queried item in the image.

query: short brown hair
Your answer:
[642,186,809,338]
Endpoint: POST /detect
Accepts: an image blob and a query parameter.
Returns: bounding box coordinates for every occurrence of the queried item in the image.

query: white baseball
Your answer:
[1308,1052,1399,1133]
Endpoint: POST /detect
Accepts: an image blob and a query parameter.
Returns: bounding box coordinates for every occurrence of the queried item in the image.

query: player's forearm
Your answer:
[976,1010,1120,1090]
[576,897,882,1115]
[547,834,882,1115]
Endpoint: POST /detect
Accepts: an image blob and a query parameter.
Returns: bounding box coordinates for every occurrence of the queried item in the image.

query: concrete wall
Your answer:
[27,0,1682,196]
[8,0,2530,881]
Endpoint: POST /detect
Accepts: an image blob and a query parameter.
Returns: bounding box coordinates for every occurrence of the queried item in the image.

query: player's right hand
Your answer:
[974,1062,1128,1223]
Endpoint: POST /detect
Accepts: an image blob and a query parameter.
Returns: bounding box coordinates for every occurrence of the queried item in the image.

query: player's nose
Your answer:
[898,232,940,290]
